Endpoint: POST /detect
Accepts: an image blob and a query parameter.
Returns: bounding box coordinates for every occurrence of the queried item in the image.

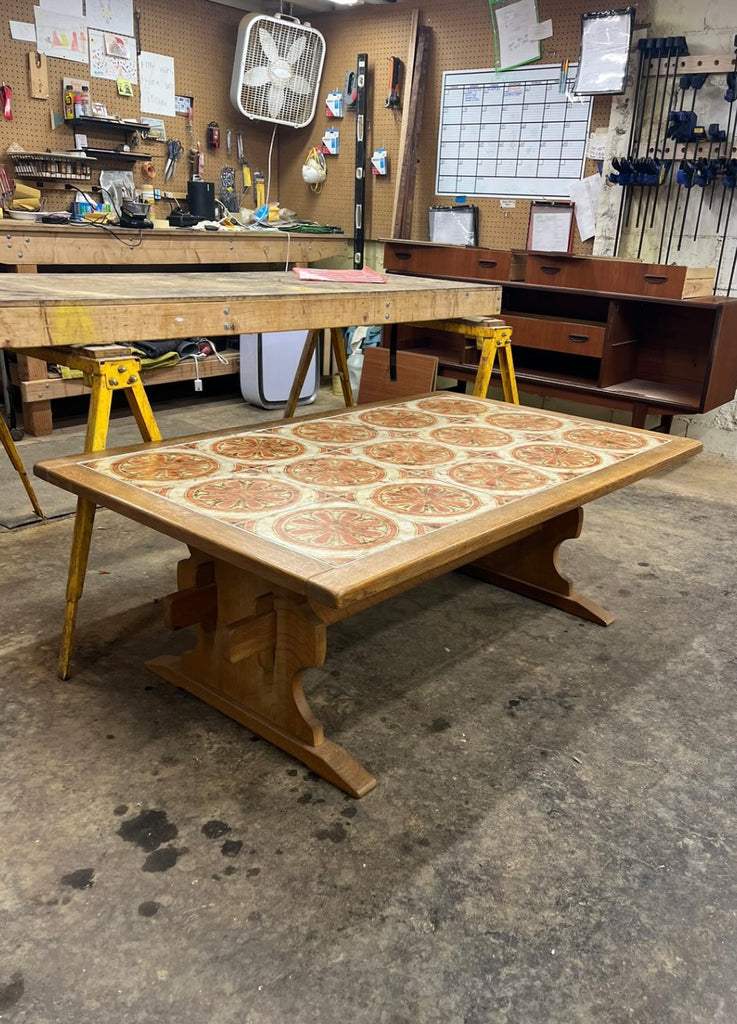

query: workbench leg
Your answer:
[472,338,497,398]
[58,497,96,680]
[16,354,53,437]
[498,346,519,405]
[124,379,163,443]
[148,550,376,797]
[0,413,44,519]
[461,507,614,626]
[330,328,355,408]
[58,371,162,679]
[284,329,321,419]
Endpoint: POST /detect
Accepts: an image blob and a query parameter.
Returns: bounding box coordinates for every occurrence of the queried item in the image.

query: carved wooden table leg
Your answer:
[462,507,614,626]
[148,548,376,798]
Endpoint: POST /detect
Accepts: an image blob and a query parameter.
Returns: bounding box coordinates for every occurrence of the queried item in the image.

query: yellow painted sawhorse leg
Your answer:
[283,328,354,419]
[27,346,163,679]
[412,318,518,405]
[0,411,45,519]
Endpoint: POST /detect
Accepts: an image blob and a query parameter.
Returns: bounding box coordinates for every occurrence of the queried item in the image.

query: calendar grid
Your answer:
[436,64,594,199]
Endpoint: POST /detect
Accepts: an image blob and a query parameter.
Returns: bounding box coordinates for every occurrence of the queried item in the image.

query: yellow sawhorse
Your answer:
[1,411,45,519]
[27,345,162,680]
[413,318,519,403]
[283,328,354,419]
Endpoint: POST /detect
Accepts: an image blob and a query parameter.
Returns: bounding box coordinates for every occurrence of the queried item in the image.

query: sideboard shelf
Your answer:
[383,240,737,428]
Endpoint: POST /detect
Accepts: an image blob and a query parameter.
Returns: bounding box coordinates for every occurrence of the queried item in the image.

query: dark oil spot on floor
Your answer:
[106,734,115,740]
[246,867,261,877]
[60,867,95,890]
[297,792,313,804]
[286,768,298,777]
[340,805,357,819]
[303,771,321,783]
[221,839,243,858]
[223,865,237,876]
[201,819,231,839]
[212,874,221,881]
[117,808,178,852]
[314,823,348,843]
[248,910,262,922]
[113,804,129,816]
[138,900,160,917]
[141,846,186,873]
[46,898,59,906]
[429,717,451,733]
[0,971,24,1011]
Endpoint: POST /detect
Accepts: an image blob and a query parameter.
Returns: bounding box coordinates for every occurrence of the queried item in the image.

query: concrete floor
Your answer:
[1,384,737,1024]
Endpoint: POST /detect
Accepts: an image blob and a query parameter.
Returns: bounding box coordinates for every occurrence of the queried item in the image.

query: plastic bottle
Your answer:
[64,87,75,120]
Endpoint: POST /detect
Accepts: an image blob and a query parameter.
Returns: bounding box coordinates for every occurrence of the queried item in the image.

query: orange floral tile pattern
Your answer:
[83,397,667,567]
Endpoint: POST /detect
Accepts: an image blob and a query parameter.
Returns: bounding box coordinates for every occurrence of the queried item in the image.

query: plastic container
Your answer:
[239,331,318,410]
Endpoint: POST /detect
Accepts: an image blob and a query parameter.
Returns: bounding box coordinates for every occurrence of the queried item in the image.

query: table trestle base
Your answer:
[149,549,377,798]
[461,507,614,626]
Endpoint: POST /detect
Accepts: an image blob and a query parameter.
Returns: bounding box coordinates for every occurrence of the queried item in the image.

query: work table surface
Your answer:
[0,271,503,349]
[0,222,349,267]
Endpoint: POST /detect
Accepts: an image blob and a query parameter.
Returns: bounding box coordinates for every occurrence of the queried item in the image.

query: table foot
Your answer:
[462,507,614,626]
[149,551,376,797]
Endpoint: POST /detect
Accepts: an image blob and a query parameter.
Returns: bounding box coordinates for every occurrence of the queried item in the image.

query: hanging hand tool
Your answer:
[675,160,697,251]
[164,138,183,181]
[714,160,737,291]
[385,56,402,109]
[1,83,12,121]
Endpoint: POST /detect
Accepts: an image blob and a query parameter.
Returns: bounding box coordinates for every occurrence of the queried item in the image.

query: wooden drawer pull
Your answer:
[568,334,590,344]
[393,252,412,260]
[478,259,498,268]
[643,274,668,284]
[540,265,561,275]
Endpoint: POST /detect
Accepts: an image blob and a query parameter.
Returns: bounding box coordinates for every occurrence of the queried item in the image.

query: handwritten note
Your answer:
[493,0,540,71]
[139,51,175,117]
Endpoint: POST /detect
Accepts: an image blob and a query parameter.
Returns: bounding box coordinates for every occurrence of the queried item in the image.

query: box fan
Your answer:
[230,14,326,129]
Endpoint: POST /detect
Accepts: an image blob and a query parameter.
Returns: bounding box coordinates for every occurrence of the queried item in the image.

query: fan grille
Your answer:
[232,15,326,129]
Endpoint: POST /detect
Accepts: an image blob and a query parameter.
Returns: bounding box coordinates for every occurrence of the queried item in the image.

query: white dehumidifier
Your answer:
[239,330,319,410]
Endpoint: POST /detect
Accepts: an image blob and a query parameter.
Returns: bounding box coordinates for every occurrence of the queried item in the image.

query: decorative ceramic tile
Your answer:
[84,396,668,567]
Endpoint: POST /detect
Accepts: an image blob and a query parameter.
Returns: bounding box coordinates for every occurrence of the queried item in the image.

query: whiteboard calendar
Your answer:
[435,64,594,200]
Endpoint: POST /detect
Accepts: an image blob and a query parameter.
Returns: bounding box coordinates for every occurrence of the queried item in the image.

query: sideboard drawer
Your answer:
[504,314,606,357]
[524,254,714,299]
[384,241,525,282]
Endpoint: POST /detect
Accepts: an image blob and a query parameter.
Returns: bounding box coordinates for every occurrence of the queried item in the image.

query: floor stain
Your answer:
[221,839,243,858]
[141,847,187,873]
[0,972,24,1011]
[138,900,160,917]
[60,867,95,890]
[314,823,348,843]
[201,819,231,839]
[116,809,178,852]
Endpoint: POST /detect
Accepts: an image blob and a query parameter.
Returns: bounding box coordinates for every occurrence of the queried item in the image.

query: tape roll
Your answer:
[141,161,156,180]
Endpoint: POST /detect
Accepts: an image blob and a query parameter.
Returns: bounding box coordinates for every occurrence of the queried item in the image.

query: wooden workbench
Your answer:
[0,223,349,435]
[0,270,503,350]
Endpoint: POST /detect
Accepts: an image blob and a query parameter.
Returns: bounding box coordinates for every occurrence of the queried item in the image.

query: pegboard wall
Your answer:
[0,0,278,216]
[280,0,651,254]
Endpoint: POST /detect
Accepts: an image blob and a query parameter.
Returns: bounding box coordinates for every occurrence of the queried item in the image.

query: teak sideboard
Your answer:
[383,239,737,429]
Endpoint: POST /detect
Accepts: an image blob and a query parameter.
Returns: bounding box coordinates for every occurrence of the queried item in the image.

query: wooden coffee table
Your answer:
[35,393,701,796]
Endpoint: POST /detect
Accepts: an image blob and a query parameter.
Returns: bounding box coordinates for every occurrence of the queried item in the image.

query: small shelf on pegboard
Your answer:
[82,148,153,162]
[8,151,97,181]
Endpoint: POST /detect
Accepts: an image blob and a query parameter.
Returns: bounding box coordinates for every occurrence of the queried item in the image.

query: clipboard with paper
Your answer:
[489,0,541,72]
